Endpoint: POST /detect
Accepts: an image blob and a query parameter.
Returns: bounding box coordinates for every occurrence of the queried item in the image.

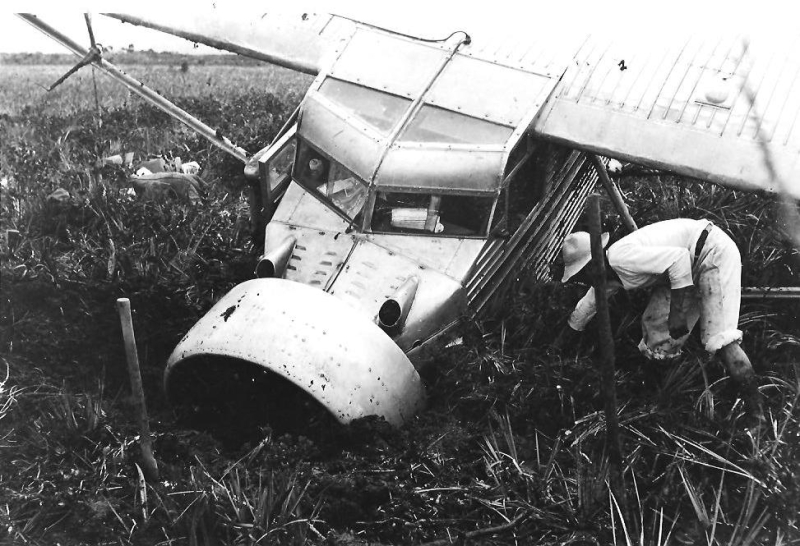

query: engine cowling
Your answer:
[165,278,426,429]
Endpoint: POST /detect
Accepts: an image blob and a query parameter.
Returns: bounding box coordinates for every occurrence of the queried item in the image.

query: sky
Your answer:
[0,1,794,55]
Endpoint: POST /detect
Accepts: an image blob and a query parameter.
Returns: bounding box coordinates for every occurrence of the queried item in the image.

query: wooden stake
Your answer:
[116,298,159,482]
[586,194,632,529]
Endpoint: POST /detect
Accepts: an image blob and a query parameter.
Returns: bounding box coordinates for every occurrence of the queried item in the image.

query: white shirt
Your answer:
[568,219,710,331]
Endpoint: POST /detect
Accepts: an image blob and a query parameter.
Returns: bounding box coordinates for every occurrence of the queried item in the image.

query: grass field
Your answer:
[1,60,799,545]
[0,63,312,115]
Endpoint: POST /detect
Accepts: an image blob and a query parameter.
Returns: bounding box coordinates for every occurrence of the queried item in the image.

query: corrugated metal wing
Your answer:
[532,33,800,199]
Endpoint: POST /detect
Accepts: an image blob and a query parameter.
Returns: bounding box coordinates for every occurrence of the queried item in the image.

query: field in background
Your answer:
[1,60,799,545]
[0,63,312,115]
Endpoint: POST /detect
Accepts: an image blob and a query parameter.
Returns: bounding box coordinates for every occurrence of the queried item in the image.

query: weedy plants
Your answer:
[1,56,798,546]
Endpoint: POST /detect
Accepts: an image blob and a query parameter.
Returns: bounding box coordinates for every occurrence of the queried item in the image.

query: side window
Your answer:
[250,128,297,225]
[372,191,494,237]
[294,142,368,222]
[264,139,295,193]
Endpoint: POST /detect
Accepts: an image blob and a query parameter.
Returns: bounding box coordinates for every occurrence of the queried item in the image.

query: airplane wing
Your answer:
[100,12,800,199]
[436,27,800,200]
[529,33,800,200]
[104,12,357,75]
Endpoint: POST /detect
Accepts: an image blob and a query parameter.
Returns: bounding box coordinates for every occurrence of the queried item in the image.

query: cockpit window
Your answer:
[318,78,411,135]
[371,191,495,237]
[295,141,368,222]
[399,105,514,145]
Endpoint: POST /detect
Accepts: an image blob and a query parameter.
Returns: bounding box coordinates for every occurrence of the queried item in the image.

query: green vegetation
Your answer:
[1,60,798,545]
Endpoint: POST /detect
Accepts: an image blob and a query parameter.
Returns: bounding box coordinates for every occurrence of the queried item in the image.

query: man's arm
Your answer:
[566,284,623,330]
[567,287,598,332]
[555,283,621,352]
[551,288,596,353]
[608,243,695,340]
[668,286,693,339]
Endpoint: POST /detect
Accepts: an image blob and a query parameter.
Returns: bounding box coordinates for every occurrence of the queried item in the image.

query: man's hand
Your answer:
[552,325,581,354]
[668,286,692,339]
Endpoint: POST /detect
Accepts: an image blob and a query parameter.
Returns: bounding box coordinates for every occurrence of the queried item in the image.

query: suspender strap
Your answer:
[694,223,713,266]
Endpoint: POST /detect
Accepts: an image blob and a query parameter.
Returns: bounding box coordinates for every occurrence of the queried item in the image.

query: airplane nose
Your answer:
[164,278,426,431]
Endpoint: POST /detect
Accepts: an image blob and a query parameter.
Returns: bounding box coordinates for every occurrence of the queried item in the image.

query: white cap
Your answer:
[561,231,609,282]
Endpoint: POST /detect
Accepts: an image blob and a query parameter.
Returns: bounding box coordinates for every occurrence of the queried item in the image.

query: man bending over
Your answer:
[557,218,763,422]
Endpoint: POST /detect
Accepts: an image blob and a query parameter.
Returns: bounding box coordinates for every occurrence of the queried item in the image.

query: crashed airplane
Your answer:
[18,12,800,430]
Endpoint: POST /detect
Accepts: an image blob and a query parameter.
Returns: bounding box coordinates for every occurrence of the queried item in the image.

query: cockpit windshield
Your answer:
[295,141,368,222]
[399,104,514,145]
[318,78,411,135]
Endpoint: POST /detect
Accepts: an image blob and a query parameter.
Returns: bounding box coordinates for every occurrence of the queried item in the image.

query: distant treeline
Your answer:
[1,51,263,66]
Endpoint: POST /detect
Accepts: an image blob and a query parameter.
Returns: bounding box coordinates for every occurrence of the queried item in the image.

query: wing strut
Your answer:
[17,14,249,163]
[590,155,638,233]
[104,14,320,75]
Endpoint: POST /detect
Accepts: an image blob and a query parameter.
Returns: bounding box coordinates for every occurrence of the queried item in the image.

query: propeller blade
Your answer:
[84,13,97,49]
[46,14,101,92]
[47,49,99,91]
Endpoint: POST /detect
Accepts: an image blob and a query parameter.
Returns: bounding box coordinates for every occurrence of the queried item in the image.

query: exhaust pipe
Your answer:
[255,236,296,278]
[378,276,419,332]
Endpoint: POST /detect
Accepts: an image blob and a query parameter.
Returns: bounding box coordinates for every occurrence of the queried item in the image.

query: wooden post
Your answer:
[590,155,638,233]
[586,194,632,529]
[116,298,159,482]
